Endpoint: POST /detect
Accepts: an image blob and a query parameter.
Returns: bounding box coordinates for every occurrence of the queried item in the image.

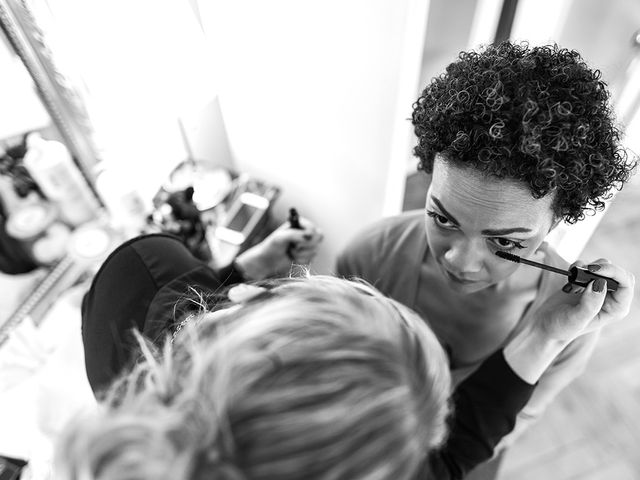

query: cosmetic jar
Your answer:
[5,202,71,266]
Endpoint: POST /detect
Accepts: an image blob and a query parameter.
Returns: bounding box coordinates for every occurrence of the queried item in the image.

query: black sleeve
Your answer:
[420,349,536,480]
[81,233,245,395]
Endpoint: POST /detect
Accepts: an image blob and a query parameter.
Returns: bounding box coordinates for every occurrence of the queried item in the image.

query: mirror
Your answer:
[0,0,106,336]
[0,0,102,184]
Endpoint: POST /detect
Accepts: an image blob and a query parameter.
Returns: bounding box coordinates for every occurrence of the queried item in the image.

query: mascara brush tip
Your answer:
[495,251,521,262]
[495,250,570,277]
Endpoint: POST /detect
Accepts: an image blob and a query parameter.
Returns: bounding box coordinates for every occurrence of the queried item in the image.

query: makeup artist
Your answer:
[337,42,636,476]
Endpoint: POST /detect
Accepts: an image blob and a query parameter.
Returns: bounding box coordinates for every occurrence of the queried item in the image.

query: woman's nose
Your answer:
[443,238,484,274]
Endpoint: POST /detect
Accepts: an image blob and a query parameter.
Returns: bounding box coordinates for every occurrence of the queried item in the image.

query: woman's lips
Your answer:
[443,269,480,285]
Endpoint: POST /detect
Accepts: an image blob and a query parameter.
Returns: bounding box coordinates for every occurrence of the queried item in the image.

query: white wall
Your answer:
[39,0,218,201]
[198,0,426,273]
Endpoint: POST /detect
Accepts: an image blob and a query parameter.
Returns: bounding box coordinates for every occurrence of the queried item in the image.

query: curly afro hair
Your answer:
[412,41,636,224]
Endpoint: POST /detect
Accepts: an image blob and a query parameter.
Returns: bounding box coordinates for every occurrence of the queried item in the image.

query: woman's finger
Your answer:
[586,257,612,267]
[293,246,318,258]
[290,254,313,265]
[580,260,634,325]
[562,282,584,295]
[584,260,634,290]
[277,216,316,231]
[277,229,309,245]
[291,245,319,261]
[276,229,321,245]
[279,217,323,242]
[296,217,322,236]
[570,259,587,270]
[298,233,324,248]
[297,216,316,229]
[572,279,608,324]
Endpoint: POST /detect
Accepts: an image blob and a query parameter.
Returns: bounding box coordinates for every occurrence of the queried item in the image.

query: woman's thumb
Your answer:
[573,279,607,320]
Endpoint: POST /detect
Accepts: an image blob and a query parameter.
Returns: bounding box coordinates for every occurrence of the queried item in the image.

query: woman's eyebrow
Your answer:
[431,196,533,235]
[431,197,460,225]
[481,227,533,235]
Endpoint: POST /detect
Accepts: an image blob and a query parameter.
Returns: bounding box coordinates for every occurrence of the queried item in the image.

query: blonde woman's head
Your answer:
[56,276,451,480]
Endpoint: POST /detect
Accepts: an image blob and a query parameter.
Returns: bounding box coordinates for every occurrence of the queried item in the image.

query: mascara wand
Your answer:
[286,208,303,260]
[495,251,619,292]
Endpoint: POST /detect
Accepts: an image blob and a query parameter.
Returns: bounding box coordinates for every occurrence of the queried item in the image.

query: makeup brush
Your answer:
[495,251,619,292]
[286,208,303,260]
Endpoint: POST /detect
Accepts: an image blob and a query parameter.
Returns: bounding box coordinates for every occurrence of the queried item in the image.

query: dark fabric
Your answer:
[461,452,504,480]
[423,350,535,480]
[81,233,244,395]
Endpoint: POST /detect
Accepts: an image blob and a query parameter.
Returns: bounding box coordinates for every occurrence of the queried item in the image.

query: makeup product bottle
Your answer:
[22,133,100,227]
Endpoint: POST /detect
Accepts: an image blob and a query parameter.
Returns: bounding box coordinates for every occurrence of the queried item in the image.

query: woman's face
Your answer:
[424,157,557,294]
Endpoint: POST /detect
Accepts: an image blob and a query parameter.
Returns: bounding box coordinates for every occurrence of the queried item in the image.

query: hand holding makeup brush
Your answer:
[534,259,633,341]
[504,258,634,384]
[495,251,633,335]
[566,259,635,328]
[234,215,324,279]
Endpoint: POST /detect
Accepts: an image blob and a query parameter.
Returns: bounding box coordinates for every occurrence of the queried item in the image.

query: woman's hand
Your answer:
[233,217,324,280]
[536,258,634,342]
[504,258,634,384]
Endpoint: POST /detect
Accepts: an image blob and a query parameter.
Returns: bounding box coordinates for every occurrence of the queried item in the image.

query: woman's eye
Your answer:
[491,238,526,250]
[427,210,454,228]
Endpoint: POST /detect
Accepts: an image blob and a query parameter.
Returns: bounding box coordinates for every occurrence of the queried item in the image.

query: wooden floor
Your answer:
[404,173,640,480]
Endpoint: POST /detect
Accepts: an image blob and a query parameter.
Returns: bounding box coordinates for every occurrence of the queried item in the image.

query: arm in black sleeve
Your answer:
[420,349,536,480]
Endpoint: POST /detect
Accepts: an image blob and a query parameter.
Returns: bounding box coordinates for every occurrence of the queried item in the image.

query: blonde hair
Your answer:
[56,276,451,480]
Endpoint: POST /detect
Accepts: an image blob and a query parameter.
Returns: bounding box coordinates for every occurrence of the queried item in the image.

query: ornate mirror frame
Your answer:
[0,0,102,201]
